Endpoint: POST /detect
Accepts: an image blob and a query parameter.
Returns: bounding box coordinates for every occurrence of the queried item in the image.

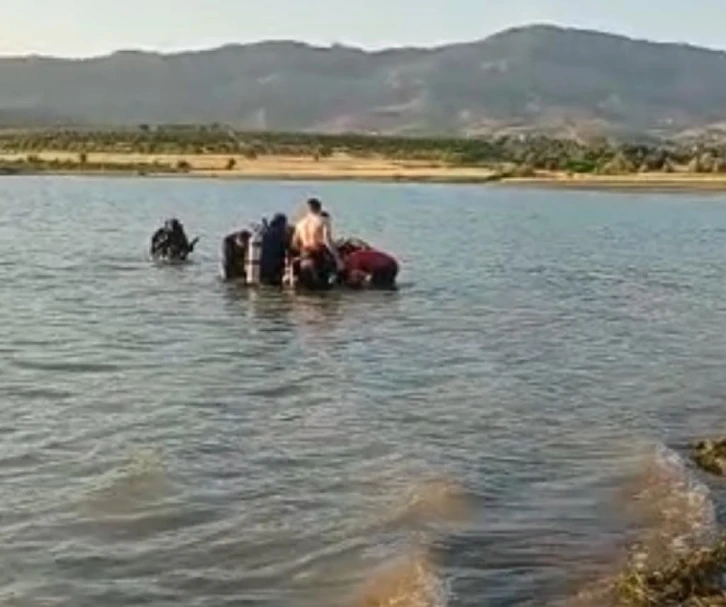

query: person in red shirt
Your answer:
[337,239,399,289]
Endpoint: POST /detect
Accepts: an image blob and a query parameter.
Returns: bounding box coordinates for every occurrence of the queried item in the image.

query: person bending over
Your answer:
[337,239,399,288]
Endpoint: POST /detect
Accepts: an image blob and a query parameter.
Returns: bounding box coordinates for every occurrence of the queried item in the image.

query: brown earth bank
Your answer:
[5,151,726,191]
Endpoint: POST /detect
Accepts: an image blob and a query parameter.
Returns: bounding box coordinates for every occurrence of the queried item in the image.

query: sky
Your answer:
[2,0,726,57]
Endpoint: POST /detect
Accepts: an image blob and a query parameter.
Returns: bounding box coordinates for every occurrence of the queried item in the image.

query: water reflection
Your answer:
[221,281,404,339]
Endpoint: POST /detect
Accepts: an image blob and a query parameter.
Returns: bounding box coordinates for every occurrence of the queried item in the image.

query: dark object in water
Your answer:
[221,214,296,287]
[290,246,338,291]
[616,536,726,605]
[219,214,399,292]
[692,438,726,476]
[259,213,289,286]
[220,229,251,281]
[150,218,199,261]
[285,237,399,291]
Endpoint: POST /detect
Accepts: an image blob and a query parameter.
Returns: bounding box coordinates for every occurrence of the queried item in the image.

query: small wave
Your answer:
[386,478,472,530]
[3,385,75,400]
[10,358,118,374]
[82,448,174,517]
[621,442,716,565]
[562,441,718,607]
[346,476,471,607]
[354,546,449,607]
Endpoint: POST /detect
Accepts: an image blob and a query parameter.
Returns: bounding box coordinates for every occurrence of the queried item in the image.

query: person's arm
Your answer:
[290,223,303,253]
[151,228,164,253]
[322,220,343,269]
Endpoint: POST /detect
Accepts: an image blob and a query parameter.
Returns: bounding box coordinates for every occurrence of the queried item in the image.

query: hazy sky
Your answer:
[3,0,725,57]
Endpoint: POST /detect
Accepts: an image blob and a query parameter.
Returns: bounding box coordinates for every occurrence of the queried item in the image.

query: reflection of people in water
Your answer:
[229,277,345,337]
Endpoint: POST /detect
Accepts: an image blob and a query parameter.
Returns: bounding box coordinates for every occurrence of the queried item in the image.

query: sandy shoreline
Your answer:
[504,173,726,192]
[3,151,726,191]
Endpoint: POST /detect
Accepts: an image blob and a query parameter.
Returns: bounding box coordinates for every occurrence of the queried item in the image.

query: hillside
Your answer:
[3,24,726,137]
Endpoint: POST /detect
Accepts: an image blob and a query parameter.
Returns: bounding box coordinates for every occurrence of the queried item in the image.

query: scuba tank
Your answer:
[245,220,266,285]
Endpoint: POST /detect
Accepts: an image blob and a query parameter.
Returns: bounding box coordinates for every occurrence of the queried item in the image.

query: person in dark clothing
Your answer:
[259,213,289,286]
[220,229,250,281]
[150,218,199,261]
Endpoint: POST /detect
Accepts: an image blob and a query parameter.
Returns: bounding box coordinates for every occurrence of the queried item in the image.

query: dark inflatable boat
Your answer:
[219,214,398,291]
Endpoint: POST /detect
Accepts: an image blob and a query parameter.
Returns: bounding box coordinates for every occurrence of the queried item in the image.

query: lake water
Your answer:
[3,176,726,606]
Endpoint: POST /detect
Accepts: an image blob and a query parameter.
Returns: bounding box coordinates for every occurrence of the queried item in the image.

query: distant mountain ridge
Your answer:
[3,24,726,137]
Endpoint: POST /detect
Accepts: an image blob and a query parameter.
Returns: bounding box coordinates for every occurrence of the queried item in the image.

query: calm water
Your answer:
[3,176,726,606]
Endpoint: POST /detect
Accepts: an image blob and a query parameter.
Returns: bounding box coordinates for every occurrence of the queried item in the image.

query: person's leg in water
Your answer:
[369,266,397,288]
[298,250,321,288]
[297,247,335,289]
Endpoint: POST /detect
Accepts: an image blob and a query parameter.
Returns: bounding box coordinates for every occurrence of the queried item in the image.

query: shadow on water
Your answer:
[149,258,198,270]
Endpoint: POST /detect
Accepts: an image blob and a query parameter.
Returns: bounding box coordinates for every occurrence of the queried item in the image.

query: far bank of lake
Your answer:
[5,150,726,191]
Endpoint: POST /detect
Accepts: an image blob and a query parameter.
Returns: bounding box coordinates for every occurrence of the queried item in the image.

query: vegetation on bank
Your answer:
[607,436,726,606]
[0,154,188,176]
[616,537,726,606]
[605,438,726,606]
[1,126,726,176]
[693,439,726,477]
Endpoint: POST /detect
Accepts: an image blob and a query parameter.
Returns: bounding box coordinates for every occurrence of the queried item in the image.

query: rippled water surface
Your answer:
[4,176,726,606]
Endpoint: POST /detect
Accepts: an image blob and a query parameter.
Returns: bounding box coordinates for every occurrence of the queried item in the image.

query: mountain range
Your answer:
[3,24,726,138]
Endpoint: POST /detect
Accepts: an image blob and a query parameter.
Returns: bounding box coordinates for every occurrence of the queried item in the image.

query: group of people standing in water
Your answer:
[152,197,399,290]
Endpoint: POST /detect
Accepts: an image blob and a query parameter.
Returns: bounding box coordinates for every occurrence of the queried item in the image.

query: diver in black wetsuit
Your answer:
[259,213,289,286]
[150,218,199,261]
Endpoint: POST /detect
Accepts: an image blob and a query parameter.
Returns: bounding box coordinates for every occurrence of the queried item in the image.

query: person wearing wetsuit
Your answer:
[151,218,198,260]
[259,213,289,286]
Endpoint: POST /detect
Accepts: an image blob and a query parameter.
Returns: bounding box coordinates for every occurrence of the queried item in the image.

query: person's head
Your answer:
[336,239,355,257]
[166,218,183,234]
[234,229,251,248]
[306,198,322,215]
[337,238,369,257]
[270,213,288,230]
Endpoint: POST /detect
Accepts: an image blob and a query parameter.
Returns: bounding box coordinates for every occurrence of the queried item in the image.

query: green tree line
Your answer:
[1,125,725,174]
